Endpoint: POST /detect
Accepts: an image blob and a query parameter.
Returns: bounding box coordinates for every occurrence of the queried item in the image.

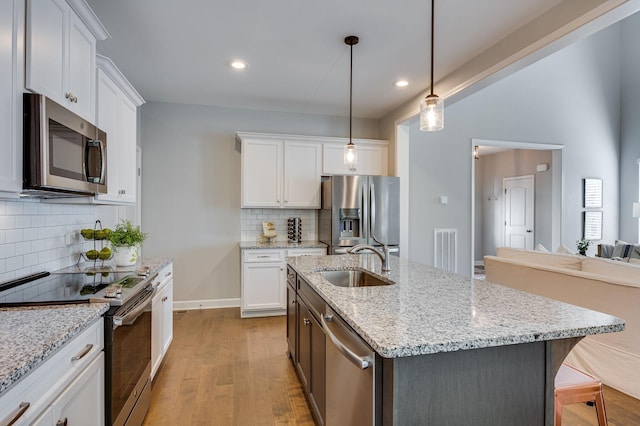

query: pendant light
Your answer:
[420,0,444,131]
[344,35,359,170]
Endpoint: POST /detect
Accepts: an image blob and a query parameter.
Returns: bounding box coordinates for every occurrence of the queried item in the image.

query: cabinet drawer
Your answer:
[286,265,297,287]
[298,277,325,320]
[0,317,104,424]
[243,250,284,263]
[152,263,174,290]
[286,248,326,257]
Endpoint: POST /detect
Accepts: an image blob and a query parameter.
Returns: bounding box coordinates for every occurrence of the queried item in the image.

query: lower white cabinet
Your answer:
[151,263,174,380]
[32,352,104,426]
[0,318,104,425]
[241,247,326,318]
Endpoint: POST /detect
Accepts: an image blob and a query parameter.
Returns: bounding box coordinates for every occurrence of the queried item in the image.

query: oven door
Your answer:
[107,287,154,426]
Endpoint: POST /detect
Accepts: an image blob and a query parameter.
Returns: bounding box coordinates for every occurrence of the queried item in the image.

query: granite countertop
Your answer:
[286,254,625,358]
[0,257,173,397]
[239,240,327,250]
[56,256,174,274]
[0,303,109,395]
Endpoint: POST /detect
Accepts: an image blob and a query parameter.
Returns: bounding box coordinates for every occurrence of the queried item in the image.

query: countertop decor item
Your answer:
[107,219,147,266]
[79,220,113,270]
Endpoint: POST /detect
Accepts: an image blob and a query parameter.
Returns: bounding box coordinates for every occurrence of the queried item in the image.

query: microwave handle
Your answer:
[85,139,105,184]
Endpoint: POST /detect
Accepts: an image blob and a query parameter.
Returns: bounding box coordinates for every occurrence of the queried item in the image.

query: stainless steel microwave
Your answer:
[23,93,107,197]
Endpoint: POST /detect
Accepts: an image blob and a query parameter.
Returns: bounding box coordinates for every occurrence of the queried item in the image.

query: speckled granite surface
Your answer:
[286,254,625,358]
[56,256,174,274]
[240,240,327,250]
[0,303,109,395]
[0,257,173,396]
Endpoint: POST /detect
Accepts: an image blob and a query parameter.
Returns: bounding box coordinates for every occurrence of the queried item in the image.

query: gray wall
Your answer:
[475,149,553,262]
[620,12,640,243]
[407,24,621,272]
[140,102,379,303]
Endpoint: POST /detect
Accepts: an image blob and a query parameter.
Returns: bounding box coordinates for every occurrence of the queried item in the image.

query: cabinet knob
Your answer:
[56,417,68,426]
[291,300,296,305]
[277,199,281,203]
[303,318,311,326]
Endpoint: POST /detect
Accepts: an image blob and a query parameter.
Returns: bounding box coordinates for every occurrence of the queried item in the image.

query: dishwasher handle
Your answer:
[321,314,372,370]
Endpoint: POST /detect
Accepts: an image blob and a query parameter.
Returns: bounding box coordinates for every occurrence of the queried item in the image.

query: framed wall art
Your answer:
[583,178,602,209]
[583,211,603,240]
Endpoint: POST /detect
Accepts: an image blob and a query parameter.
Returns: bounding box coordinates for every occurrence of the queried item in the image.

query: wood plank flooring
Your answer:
[143,308,640,426]
[143,308,313,426]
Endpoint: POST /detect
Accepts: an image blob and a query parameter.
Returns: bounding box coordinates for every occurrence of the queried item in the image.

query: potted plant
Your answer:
[576,239,591,256]
[107,220,147,266]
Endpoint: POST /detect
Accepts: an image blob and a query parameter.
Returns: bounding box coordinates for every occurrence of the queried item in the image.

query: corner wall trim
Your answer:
[172,298,241,311]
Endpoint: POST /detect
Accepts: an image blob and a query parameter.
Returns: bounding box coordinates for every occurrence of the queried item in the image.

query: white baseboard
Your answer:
[172,298,240,311]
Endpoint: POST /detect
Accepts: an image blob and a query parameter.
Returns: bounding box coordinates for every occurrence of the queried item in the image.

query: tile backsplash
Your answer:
[241,209,317,242]
[0,199,117,283]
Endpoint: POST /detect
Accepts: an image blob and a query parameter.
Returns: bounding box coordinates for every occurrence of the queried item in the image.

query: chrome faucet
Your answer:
[347,240,391,272]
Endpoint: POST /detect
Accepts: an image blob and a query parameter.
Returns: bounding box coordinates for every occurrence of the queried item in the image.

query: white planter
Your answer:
[114,246,138,267]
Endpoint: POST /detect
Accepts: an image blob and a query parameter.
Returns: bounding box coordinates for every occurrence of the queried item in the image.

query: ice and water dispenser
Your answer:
[339,208,361,238]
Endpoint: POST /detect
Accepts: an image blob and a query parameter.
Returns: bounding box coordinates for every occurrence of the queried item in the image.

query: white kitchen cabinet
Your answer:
[25,0,108,122]
[241,247,326,318]
[32,352,105,426]
[0,318,104,425]
[241,250,286,317]
[283,141,322,208]
[151,263,174,380]
[95,55,145,205]
[0,0,23,196]
[240,135,322,209]
[322,141,388,176]
[241,138,281,208]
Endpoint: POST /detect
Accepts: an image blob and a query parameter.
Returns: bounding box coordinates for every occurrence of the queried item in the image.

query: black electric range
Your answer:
[0,268,158,426]
[0,269,153,307]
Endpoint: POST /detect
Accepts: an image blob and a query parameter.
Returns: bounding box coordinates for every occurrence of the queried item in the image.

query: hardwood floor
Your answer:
[143,308,314,426]
[143,308,640,426]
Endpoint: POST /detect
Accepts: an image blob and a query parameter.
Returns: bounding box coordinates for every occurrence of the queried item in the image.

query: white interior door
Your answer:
[504,175,534,249]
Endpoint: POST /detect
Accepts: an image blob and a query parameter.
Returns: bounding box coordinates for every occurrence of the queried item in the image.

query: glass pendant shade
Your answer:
[419,94,444,131]
[344,143,357,171]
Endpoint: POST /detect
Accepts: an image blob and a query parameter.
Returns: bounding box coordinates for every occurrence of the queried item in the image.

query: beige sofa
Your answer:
[484,247,640,398]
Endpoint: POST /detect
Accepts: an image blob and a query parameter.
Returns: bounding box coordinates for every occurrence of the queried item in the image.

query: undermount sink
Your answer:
[318,269,394,287]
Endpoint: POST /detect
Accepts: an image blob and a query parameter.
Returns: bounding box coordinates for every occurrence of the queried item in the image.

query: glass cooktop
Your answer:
[0,271,147,306]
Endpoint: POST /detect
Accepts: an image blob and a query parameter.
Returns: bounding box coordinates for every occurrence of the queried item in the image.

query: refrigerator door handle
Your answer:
[370,182,375,238]
[362,182,368,241]
[369,181,384,246]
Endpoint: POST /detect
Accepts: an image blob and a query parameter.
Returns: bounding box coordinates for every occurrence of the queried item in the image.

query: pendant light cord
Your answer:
[349,40,353,144]
[430,0,435,97]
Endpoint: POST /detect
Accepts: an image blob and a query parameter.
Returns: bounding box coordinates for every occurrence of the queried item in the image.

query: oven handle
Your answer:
[113,288,154,329]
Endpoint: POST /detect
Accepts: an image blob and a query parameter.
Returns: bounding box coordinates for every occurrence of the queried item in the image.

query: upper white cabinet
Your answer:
[0,0,23,196]
[25,0,109,123]
[95,55,145,205]
[322,141,388,176]
[284,141,322,208]
[240,134,322,209]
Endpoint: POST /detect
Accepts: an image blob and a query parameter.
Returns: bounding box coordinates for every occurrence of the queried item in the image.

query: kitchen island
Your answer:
[286,254,624,425]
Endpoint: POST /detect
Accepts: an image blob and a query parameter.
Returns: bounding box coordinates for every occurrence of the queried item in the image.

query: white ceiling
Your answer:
[86,0,621,119]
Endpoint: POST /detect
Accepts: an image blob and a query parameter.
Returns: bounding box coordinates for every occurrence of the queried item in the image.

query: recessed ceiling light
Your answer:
[230,60,248,70]
[394,80,409,88]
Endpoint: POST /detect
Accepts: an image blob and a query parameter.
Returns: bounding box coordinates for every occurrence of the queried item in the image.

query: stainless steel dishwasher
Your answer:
[321,305,380,426]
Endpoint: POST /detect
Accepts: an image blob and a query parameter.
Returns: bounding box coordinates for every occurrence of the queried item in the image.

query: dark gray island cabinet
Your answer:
[285,254,624,426]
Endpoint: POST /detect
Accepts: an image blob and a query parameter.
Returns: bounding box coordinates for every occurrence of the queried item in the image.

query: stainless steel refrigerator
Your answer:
[319,175,400,254]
